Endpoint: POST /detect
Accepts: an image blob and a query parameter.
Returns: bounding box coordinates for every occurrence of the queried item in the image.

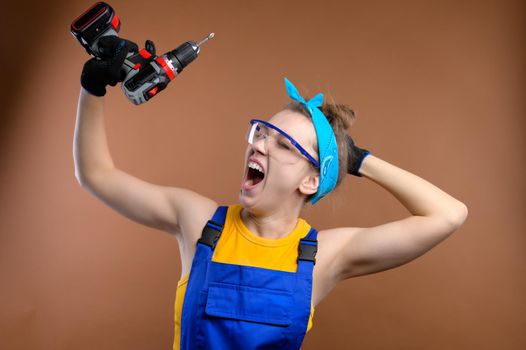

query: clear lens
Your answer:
[247,122,302,164]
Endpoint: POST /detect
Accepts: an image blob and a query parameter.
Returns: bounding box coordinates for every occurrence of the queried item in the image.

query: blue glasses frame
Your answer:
[249,119,320,168]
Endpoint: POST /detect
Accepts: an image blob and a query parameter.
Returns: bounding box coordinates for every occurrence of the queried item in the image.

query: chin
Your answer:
[238,192,258,211]
[238,193,249,209]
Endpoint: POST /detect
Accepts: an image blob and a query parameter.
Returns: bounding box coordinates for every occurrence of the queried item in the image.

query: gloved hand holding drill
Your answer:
[72,1,214,104]
[80,36,139,97]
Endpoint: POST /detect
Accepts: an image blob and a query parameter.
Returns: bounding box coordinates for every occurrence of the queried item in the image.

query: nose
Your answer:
[249,136,268,155]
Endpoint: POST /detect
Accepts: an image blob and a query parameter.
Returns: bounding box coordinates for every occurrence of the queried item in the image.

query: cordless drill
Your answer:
[70,2,214,105]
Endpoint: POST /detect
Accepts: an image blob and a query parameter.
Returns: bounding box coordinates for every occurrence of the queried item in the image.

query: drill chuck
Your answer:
[169,41,200,73]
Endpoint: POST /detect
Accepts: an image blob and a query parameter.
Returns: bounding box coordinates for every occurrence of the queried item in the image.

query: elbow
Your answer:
[447,202,468,229]
[74,167,84,186]
[74,167,97,189]
[74,162,88,187]
[75,170,90,189]
[74,163,113,189]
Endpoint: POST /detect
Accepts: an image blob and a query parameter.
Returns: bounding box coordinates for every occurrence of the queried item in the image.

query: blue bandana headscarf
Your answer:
[284,78,339,204]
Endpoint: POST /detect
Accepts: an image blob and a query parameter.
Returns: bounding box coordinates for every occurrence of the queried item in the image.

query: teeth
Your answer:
[248,161,264,173]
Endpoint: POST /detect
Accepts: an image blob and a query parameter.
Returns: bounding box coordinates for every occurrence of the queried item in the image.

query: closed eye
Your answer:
[278,141,292,149]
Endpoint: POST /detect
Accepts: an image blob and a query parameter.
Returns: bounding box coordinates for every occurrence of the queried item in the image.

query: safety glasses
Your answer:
[247,119,320,168]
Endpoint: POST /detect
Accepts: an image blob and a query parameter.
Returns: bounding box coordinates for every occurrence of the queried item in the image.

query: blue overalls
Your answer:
[180,206,318,349]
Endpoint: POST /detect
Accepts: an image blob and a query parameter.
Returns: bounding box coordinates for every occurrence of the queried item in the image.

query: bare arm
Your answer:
[327,155,468,280]
[73,87,216,235]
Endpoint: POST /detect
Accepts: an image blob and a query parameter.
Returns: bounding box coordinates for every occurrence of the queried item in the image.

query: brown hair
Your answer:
[283,94,356,202]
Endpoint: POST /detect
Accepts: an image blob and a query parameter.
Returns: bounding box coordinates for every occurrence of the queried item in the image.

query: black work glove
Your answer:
[346,134,371,177]
[80,36,138,96]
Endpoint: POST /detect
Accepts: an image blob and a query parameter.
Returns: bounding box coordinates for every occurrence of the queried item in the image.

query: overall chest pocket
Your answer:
[204,282,293,327]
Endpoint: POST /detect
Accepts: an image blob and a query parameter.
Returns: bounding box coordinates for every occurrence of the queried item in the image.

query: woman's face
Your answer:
[239,110,319,213]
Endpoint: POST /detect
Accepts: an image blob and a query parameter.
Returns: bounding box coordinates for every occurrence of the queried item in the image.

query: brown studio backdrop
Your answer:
[0,0,524,349]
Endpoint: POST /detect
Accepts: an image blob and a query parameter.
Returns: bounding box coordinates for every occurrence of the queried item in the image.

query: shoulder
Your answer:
[174,192,219,249]
[177,200,241,244]
[176,198,237,274]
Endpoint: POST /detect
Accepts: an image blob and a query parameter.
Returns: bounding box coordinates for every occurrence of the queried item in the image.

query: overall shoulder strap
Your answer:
[197,205,228,250]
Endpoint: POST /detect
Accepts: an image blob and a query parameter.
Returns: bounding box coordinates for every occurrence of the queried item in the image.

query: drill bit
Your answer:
[197,33,215,48]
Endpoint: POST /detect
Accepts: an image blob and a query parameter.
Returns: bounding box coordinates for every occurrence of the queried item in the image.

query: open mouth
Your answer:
[242,160,266,190]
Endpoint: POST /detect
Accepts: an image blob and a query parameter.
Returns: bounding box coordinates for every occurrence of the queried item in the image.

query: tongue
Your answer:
[242,178,257,191]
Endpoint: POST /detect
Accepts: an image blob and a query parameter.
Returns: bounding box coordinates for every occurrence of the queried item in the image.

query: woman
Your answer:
[74,37,468,350]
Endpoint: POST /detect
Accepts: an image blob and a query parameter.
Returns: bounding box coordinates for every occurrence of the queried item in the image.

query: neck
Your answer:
[240,196,304,239]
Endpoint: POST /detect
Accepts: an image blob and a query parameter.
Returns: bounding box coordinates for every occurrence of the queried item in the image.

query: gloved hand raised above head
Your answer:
[80,36,138,96]
[346,134,371,177]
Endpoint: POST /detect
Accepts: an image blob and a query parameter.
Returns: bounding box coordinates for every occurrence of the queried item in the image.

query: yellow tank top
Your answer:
[172,204,315,350]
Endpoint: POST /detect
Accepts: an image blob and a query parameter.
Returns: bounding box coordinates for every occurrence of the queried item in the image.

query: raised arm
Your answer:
[327,154,468,281]
[73,88,217,235]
